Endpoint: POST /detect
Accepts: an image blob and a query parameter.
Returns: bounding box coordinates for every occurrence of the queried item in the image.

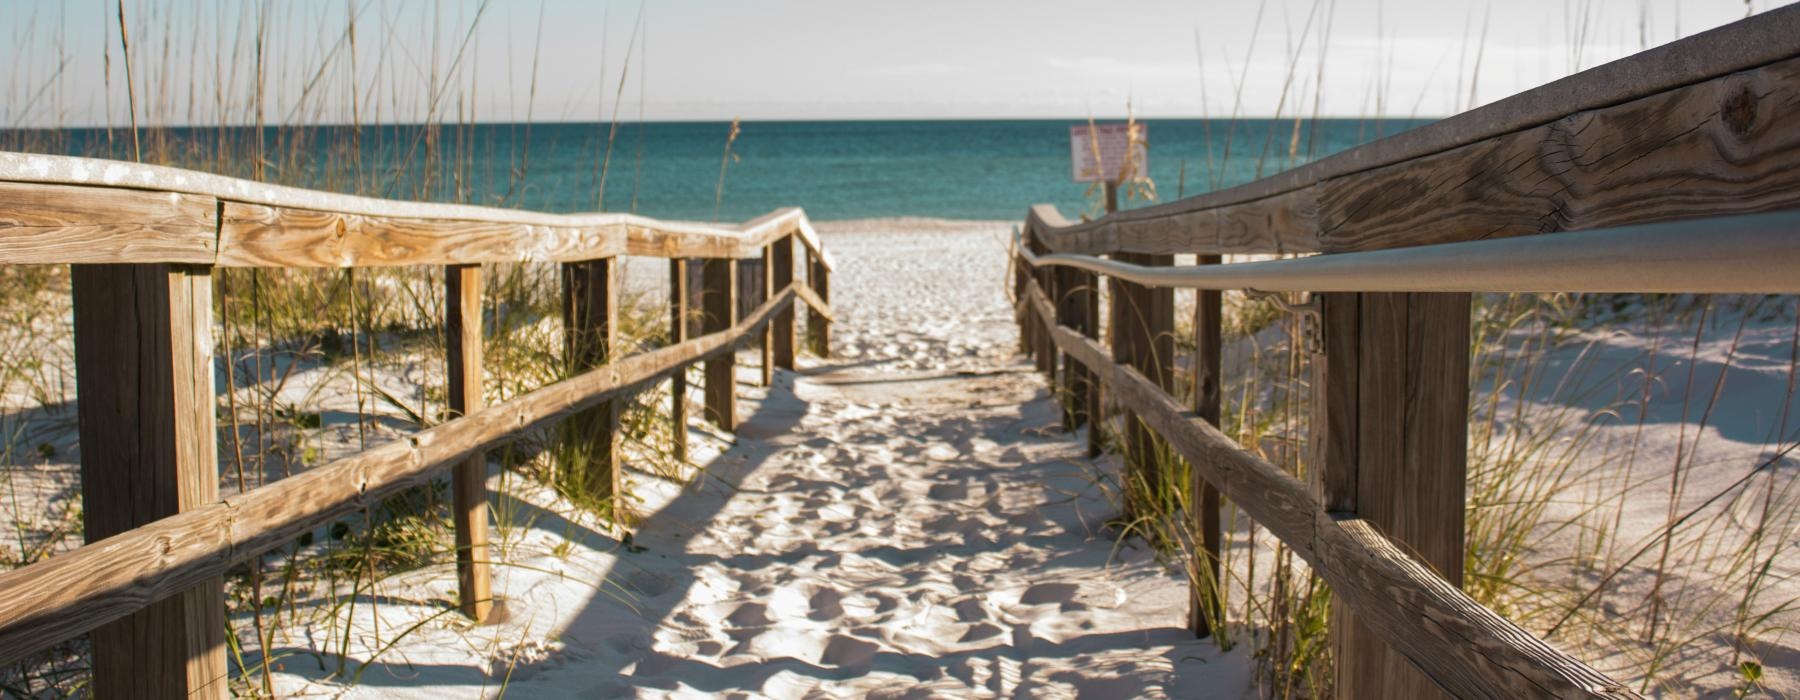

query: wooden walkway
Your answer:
[478,237,1224,694]
[1,6,1800,697]
[253,222,1232,697]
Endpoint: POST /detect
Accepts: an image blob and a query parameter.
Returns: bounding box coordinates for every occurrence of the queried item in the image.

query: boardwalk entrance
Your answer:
[5,7,1800,696]
[241,220,1231,696]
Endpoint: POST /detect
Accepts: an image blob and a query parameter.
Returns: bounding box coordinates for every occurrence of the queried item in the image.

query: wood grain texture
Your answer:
[772,235,796,371]
[1053,255,1077,433]
[759,245,775,387]
[1114,252,1175,522]
[0,170,825,267]
[670,259,691,464]
[562,259,621,504]
[703,258,738,431]
[620,223,746,260]
[1053,265,1090,432]
[71,264,227,699]
[793,217,836,272]
[1013,251,1031,355]
[1027,48,1800,257]
[0,284,801,669]
[1321,292,1472,699]
[1189,254,1224,639]
[805,249,832,356]
[216,202,825,268]
[1017,280,1633,699]
[1310,293,1360,513]
[1032,237,1057,382]
[794,282,835,324]
[0,182,215,264]
[1318,57,1800,252]
[218,203,622,267]
[445,264,492,622]
[1080,268,1102,459]
[1026,191,1321,257]
[737,208,804,258]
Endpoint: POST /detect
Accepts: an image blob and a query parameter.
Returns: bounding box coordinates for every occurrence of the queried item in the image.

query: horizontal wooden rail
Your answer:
[0,283,810,668]
[795,282,836,323]
[1027,4,1800,257]
[1016,209,1800,294]
[1017,280,1633,699]
[0,152,834,269]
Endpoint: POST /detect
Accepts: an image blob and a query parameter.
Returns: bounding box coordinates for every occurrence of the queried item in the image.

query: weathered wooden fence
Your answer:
[1013,6,1800,699]
[0,154,835,698]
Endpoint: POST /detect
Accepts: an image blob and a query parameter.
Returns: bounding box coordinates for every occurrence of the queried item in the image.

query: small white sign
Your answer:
[1069,123,1148,183]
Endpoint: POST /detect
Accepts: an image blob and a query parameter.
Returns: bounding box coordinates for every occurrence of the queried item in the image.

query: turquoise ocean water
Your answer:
[14,119,1429,222]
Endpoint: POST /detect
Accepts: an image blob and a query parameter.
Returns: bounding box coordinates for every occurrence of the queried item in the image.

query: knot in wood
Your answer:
[1722,85,1758,139]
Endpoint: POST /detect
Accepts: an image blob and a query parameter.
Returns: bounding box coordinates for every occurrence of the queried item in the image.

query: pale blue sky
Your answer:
[0,0,1779,127]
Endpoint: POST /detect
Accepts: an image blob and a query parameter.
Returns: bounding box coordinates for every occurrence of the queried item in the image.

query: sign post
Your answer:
[1068,122,1147,214]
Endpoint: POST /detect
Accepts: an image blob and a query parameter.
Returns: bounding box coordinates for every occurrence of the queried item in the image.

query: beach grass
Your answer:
[0,2,689,695]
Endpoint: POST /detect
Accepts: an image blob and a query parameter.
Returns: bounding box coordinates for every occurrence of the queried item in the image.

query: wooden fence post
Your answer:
[703,257,738,430]
[760,244,775,386]
[1313,291,1471,700]
[72,263,228,699]
[445,264,492,622]
[1081,268,1102,458]
[1113,253,1175,520]
[806,248,831,358]
[1054,265,1085,432]
[1189,255,1224,638]
[562,258,621,507]
[1091,184,1121,460]
[1030,236,1057,383]
[1014,249,1032,356]
[772,234,796,371]
[1020,261,1037,359]
[669,259,690,463]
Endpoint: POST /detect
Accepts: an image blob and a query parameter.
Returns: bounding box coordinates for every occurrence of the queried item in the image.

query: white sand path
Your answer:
[506,220,1243,697]
[273,220,1245,698]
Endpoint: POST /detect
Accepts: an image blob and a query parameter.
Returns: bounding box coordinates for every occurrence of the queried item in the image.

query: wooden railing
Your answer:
[0,153,835,698]
[1013,6,1800,700]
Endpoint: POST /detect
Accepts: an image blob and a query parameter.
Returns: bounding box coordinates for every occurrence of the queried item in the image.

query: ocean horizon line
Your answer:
[0,114,1444,132]
[0,118,1431,221]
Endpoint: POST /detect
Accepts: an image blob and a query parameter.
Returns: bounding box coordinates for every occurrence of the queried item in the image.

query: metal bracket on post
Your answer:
[1245,289,1324,355]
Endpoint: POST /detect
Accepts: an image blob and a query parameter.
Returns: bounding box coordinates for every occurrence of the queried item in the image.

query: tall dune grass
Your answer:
[0,1,702,695]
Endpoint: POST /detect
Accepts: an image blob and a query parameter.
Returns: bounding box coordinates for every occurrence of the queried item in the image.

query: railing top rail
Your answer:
[1017,209,1800,295]
[0,151,834,269]
[1028,4,1800,256]
[0,150,732,231]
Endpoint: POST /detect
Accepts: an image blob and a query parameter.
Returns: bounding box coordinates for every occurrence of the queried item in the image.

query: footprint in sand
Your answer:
[809,588,846,621]
[927,481,969,501]
[959,622,1005,643]
[820,635,879,668]
[725,602,772,628]
[951,597,987,622]
[839,592,886,619]
[1019,581,1079,606]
